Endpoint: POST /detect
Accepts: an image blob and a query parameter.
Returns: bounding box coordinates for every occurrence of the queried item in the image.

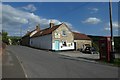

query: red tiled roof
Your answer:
[31,24,62,38]
[73,32,91,40]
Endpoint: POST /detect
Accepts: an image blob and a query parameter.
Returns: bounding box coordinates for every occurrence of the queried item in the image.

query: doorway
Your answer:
[55,40,59,51]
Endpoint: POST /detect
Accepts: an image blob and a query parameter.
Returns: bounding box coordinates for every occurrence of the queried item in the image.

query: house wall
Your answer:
[52,24,74,50]
[21,36,30,46]
[52,42,74,50]
[21,30,38,46]
[30,34,52,50]
[74,40,92,50]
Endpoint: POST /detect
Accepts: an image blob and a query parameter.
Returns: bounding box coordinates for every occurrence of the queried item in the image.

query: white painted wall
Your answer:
[52,42,74,50]
[30,34,52,49]
[30,34,74,50]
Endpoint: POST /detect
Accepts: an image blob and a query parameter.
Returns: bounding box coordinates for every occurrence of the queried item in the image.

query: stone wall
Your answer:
[74,40,92,50]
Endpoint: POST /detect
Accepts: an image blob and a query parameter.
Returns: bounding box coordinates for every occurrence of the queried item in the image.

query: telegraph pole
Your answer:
[109,0,115,62]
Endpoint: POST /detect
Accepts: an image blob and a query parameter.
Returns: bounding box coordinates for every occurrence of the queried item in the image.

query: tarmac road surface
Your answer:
[3,45,119,78]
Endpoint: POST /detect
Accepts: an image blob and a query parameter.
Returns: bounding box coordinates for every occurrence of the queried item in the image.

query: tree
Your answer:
[2,30,9,44]
[114,37,120,53]
[0,32,1,41]
[8,36,21,45]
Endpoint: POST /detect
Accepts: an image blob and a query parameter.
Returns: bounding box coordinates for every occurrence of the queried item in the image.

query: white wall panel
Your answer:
[52,42,74,50]
[30,34,52,49]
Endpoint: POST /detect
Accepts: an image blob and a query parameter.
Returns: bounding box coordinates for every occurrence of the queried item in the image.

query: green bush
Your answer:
[2,30,9,45]
[92,42,99,52]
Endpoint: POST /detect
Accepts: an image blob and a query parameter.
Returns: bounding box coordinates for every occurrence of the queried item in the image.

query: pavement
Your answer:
[56,51,100,60]
[56,50,120,62]
[2,48,27,78]
[3,45,119,78]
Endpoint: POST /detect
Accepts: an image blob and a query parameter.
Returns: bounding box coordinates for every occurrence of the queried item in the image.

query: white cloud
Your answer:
[92,8,99,11]
[22,4,37,12]
[88,8,99,13]
[104,27,110,31]
[72,30,81,33]
[109,22,119,28]
[104,22,119,31]
[115,29,118,32]
[82,17,101,24]
[2,4,74,36]
[49,19,62,25]
[64,22,72,28]
[63,22,81,33]
[2,4,41,36]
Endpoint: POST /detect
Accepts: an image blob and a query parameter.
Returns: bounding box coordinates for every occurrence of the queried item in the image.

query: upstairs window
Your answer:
[62,30,67,36]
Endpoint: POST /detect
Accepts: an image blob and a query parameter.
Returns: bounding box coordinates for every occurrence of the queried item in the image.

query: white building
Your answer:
[30,22,74,51]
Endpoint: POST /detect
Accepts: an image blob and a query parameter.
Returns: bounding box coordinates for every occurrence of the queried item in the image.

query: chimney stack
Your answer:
[50,20,54,28]
[36,24,40,31]
[27,30,30,34]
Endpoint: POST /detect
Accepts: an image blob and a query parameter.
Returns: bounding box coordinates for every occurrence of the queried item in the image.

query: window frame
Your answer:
[62,30,67,36]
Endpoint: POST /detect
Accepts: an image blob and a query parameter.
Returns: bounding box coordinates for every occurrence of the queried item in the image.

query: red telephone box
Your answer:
[99,36,111,62]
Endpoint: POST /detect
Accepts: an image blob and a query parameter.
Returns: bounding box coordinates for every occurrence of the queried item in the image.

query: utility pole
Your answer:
[109,0,115,62]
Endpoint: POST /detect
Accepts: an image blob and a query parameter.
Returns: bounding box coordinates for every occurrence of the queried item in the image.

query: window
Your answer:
[71,43,72,46]
[62,30,67,36]
[55,32,60,38]
[62,41,67,46]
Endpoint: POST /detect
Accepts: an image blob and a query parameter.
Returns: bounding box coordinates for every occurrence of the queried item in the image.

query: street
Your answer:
[3,45,119,78]
[2,47,26,78]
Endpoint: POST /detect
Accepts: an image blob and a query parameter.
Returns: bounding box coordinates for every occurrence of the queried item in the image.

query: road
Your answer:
[3,45,119,78]
[2,47,26,78]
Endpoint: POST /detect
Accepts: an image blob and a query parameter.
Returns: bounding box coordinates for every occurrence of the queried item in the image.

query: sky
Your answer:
[1,2,119,36]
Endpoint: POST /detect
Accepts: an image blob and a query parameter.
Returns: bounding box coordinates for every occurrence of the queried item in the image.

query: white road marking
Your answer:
[15,55,28,79]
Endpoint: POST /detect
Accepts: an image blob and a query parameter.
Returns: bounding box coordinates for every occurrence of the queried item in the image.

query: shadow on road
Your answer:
[2,50,27,79]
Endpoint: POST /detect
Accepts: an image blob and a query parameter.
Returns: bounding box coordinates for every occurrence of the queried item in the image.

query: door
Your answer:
[74,42,76,50]
[55,40,59,51]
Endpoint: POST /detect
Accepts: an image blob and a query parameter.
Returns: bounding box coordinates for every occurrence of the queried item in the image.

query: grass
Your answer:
[96,58,120,67]
[112,58,120,67]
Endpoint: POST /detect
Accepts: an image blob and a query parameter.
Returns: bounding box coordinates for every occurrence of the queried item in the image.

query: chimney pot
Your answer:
[27,30,30,34]
[36,24,40,31]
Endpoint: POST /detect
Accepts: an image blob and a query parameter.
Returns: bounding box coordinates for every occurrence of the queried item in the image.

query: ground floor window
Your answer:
[62,40,67,46]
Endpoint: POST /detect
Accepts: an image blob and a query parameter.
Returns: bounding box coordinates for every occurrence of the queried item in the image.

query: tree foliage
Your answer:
[2,30,9,44]
[8,36,21,45]
[88,35,120,53]
[114,37,120,53]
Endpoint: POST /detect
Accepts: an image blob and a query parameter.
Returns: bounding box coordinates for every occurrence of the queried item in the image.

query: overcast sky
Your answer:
[2,2,119,36]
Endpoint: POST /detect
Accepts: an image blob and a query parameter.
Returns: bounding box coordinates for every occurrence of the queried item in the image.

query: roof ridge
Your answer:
[31,24,62,38]
[73,31,85,35]
[73,32,91,40]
